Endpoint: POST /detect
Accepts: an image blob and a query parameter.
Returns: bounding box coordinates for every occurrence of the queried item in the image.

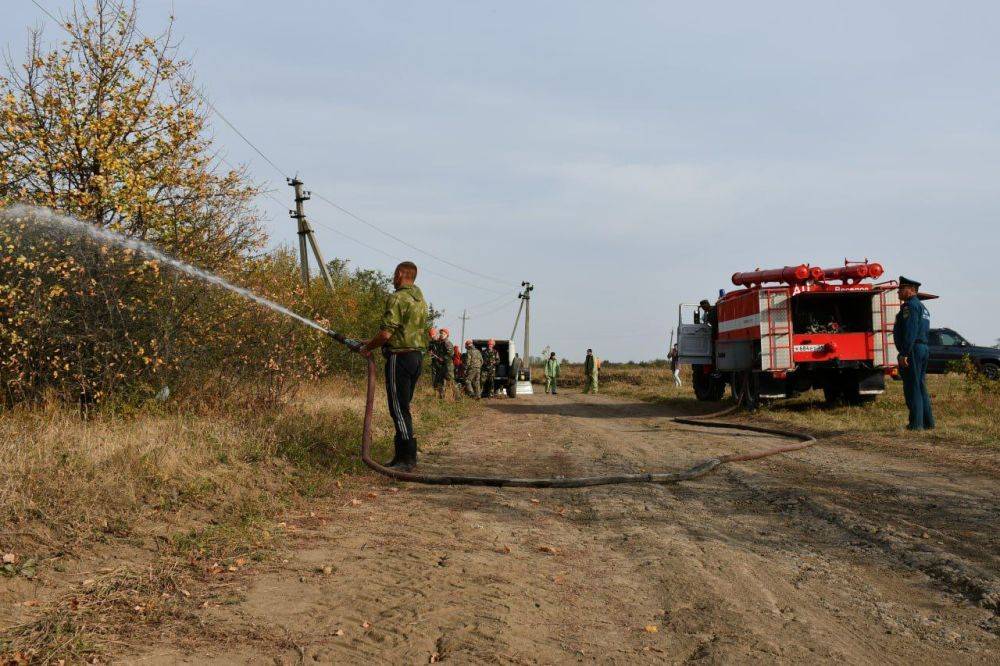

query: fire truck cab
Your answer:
[677,261,900,407]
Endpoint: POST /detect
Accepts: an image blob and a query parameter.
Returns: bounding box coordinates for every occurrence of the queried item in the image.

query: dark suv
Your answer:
[927,328,1000,380]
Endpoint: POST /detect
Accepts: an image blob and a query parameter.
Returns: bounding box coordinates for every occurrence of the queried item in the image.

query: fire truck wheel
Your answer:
[731,370,760,410]
[693,366,726,402]
[840,378,875,406]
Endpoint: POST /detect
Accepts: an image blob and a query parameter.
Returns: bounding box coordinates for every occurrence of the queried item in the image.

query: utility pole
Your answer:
[510,298,525,340]
[460,309,469,344]
[520,281,534,376]
[288,177,334,290]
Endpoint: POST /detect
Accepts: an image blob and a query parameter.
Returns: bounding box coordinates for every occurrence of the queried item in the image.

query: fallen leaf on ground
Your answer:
[538,545,559,555]
[644,625,658,633]
[496,545,511,554]
[530,499,540,504]
[335,628,345,636]
[362,621,371,629]
[350,499,363,506]
[322,565,334,575]
[2,553,16,564]
[430,653,441,663]
[20,599,39,607]
[181,589,190,597]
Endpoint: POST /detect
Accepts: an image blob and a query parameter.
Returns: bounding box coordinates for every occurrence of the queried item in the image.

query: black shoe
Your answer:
[396,438,418,471]
[384,436,405,468]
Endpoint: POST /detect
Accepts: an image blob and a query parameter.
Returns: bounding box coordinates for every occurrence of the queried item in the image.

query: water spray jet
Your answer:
[4,205,818,488]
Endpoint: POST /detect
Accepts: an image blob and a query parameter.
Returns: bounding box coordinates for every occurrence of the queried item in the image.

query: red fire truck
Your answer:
[676,261,900,407]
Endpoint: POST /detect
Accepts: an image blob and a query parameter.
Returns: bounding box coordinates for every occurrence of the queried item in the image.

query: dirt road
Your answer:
[144,390,998,664]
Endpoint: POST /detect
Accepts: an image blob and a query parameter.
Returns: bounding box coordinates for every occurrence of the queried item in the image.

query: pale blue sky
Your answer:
[6,1,999,360]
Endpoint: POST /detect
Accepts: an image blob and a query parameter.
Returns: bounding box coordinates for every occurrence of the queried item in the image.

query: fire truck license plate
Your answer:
[794,344,825,352]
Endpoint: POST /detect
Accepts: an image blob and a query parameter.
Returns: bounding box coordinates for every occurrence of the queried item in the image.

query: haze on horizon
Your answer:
[5,1,999,361]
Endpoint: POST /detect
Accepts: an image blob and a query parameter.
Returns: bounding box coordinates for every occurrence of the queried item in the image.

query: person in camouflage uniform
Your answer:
[428,327,445,399]
[360,261,429,471]
[430,328,456,399]
[481,339,500,397]
[463,339,482,399]
[583,348,600,394]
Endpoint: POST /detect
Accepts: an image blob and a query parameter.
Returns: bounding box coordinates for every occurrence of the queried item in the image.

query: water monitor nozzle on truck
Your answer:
[679,259,900,408]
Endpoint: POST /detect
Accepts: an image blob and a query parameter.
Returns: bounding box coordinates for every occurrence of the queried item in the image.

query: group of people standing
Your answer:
[429,331,520,400]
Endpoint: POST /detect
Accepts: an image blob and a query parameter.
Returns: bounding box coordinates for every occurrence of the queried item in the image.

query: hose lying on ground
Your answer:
[341,342,816,488]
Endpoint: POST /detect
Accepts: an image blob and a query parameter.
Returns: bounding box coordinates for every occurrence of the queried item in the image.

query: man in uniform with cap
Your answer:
[429,328,455,399]
[361,261,429,470]
[463,339,483,399]
[481,339,500,397]
[892,276,935,431]
[583,348,600,394]
[696,299,718,335]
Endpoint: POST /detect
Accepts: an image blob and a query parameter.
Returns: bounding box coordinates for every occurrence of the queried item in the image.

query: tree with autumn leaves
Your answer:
[0,1,390,407]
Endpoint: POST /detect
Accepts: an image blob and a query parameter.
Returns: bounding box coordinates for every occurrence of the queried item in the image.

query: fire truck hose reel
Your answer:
[337,334,817,488]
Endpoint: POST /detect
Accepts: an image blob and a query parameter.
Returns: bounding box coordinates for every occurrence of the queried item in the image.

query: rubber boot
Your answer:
[398,438,418,472]
[384,435,405,468]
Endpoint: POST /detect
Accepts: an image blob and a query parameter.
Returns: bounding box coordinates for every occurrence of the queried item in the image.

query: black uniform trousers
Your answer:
[384,349,422,445]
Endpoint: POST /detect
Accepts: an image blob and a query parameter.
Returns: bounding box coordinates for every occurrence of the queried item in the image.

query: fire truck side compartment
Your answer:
[716,340,755,371]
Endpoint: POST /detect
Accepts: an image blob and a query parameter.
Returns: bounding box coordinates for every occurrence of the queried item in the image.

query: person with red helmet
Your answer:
[481,338,500,397]
[430,328,456,399]
[463,339,482,399]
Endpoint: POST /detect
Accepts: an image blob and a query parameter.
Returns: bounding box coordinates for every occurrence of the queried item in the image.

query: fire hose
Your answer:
[329,330,817,488]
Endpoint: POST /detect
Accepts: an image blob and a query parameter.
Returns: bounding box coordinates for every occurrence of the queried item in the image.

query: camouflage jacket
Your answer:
[429,339,454,364]
[482,348,499,370]
[464,347,483,371]
[380,285,429,351]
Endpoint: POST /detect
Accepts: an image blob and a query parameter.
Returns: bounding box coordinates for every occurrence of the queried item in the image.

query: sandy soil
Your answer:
[140,389,998,664]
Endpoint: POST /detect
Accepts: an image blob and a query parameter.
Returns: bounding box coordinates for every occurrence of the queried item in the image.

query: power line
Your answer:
[260,191,510,296]
[310,192,508,286]
[29,0,513,293]
[468,297,520,318]
[467,292,514,311]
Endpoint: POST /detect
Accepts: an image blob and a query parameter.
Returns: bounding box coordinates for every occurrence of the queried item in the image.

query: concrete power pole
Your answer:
[520,281,534,376]
[288,177,334,290]
[460,309,469,344]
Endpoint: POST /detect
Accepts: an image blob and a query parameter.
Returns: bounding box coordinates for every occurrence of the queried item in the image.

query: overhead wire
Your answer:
[258,190,511,296]
[28,0,514,297]
[468,297,520,318]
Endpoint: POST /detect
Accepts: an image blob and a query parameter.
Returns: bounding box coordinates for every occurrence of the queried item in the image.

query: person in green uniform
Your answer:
[429,328,454,399]
[543,352,560,395]
[892,276,935,431]
[463,339,483,399]
[427,327,443,398]
[583,348,599,394]
[360,261,429,471]
[439,328,457,400]
[507,352,523,398]
[481,339,500,398]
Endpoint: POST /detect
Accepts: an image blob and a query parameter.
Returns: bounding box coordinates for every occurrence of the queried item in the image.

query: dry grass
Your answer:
[550,362,1000,450]
[0,375,469,661]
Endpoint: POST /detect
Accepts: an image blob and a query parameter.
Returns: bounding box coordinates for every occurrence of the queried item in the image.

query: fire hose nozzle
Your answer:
[325,329,364,353]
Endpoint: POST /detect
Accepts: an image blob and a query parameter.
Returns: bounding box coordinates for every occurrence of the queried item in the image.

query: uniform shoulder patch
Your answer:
[901,309,910,318]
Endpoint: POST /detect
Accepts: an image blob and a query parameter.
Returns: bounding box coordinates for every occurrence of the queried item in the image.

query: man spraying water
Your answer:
[359,261,430,471]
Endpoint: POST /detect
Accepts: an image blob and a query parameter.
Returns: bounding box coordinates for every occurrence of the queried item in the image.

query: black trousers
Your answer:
[384,350,422,442]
